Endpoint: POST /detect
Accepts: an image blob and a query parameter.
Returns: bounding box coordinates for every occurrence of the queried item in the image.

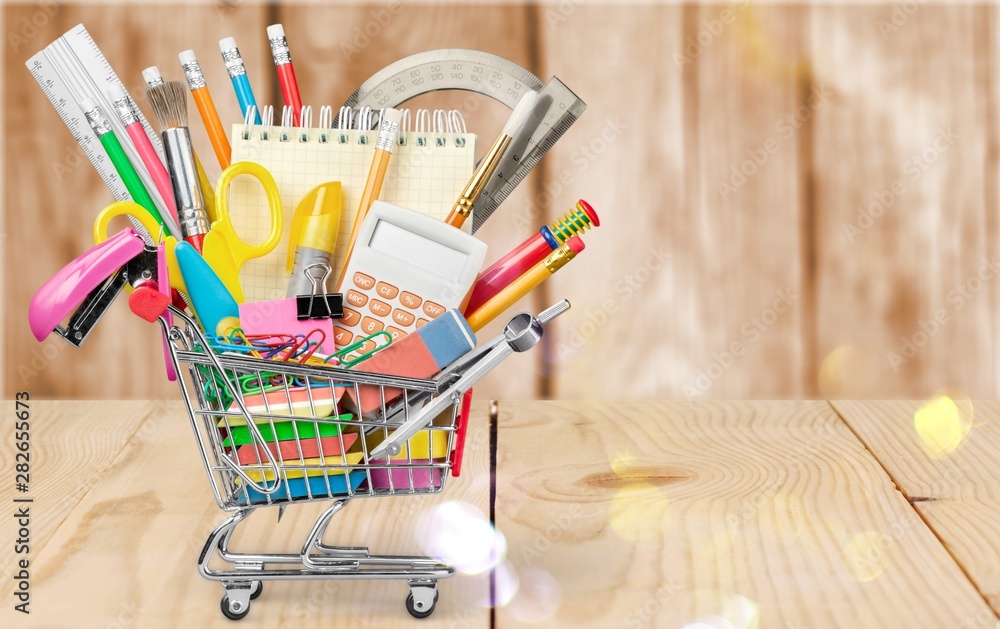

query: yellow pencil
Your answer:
[194,153,218,224]
[465,236,585,332]
[336,107,402,290]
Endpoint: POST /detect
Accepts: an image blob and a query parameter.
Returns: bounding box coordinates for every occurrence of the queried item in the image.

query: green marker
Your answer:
[80,97,166,230]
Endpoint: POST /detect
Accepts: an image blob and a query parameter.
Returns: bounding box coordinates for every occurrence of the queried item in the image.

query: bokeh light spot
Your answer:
[609,482,670,541]
[843,531,891,582]
[914,395,971,459]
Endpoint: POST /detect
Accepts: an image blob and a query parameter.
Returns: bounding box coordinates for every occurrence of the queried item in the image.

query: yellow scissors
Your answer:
[201,161,283,302]
[95,161,283,303]
[94,201,187,297]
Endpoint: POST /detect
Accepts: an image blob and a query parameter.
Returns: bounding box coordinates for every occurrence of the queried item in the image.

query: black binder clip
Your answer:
[296,264,344,320]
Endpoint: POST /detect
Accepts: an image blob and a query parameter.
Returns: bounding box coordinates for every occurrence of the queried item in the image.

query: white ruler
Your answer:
[26,24,171,224]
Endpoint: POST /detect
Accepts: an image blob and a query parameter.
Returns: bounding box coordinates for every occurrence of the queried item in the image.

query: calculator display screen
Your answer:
[368,220,467,281]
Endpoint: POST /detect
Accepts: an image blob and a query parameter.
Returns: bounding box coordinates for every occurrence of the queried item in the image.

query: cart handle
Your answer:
[369,300,570,459]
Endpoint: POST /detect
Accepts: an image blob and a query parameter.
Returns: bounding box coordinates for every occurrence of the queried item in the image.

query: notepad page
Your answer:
[229,127,476,302]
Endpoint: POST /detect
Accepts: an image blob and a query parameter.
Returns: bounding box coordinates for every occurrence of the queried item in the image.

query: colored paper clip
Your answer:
[269,329,327,363]
[324,330,392,368]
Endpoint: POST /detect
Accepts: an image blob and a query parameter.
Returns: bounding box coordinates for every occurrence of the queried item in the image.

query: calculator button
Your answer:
[333,327,353,346]
[353,273,375,290]
[341,307,361,326]
[360,317,385,334]
[376,282,399,299]
[369,299,392,317]
[416,318,430,329]
[353,336,377,354]
[391,309,416,327]
[400,292,422,309]
[346,290,368,307]
[386,326,408,340]
[423,301,446,318]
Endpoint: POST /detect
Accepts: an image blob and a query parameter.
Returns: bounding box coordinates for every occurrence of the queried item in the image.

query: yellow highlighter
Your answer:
[285,181,342,298]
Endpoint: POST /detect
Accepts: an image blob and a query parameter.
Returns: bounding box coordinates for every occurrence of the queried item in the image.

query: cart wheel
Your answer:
[221,595,250,621]
[405,589,439,619]
[249,581,263,600]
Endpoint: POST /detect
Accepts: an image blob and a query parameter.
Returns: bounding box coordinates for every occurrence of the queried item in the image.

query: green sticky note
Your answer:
[222,415,352,447]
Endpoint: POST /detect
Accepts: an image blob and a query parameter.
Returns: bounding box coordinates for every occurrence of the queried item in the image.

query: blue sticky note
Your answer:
[238,470,368,504]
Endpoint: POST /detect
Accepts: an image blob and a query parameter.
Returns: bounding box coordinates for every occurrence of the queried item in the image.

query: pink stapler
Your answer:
[28,229,155,346]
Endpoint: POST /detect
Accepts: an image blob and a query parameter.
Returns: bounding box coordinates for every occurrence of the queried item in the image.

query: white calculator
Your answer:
[335,201,487,349]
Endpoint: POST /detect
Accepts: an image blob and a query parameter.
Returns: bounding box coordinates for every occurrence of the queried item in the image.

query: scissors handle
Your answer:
[95,201,188,299]
[94,201,159,244]
[213,162,284,261]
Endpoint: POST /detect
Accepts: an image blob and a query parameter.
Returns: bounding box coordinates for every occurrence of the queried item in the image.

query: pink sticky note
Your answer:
[238,299,337,354]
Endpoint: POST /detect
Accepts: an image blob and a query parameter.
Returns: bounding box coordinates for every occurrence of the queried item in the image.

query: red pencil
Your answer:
[267,24,303,126]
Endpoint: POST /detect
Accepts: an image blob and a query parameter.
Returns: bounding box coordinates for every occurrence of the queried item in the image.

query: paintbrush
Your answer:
[444,90,538,229]
[147,80,211,253]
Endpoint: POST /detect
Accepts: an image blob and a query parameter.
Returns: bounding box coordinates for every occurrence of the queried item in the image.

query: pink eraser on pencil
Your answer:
[566,235,585,255]
[345,309,476,417]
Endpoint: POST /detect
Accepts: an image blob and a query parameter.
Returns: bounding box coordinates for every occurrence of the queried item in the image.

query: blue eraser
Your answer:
[418,309,476,368]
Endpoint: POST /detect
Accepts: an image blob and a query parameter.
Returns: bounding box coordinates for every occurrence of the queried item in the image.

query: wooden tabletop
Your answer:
[1,400,998,628]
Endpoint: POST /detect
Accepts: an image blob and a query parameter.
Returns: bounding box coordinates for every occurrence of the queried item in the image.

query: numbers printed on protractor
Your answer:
[343,49,587,232]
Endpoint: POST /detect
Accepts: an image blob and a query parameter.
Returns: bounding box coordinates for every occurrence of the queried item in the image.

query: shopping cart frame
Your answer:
[159,301,567,620]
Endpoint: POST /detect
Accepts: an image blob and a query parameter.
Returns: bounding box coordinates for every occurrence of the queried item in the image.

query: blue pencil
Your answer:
[219,37,261,124]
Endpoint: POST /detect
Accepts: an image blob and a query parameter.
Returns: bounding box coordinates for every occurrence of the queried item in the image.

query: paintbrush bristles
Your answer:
[502,90,538,138]
[146,81,189,131]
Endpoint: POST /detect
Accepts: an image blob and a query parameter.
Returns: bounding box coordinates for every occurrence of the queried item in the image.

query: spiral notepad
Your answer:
[230,106,476,302]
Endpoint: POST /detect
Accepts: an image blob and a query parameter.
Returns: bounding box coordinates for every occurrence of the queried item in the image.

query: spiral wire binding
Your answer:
[239,105,467,147]
[415,109,430,146]
[279,105,294,142]
[298,106,312,142]
[357,106,374,144]
[398,109,411,146]
[319,105,333,143]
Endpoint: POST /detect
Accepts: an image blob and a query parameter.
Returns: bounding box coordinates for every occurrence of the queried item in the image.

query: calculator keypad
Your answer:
[376,282,399,299]
[423,302,446,318]
[360,317,384,334]
[353,273,375,290]
[337,271,447,348]
[400,292,422,309]
[341,308,361,326]
[369,300,392,317]
[391,309,415,327]
[346,290,368,307]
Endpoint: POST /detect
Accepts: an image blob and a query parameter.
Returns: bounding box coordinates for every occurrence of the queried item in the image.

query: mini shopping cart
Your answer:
[160,300,569,621]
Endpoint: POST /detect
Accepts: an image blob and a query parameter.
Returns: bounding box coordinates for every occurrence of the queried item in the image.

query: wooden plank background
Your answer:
[4,2,998,401]
[495,400,999,627]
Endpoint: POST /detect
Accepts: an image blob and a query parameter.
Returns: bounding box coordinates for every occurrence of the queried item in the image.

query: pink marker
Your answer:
[107,83,178,221]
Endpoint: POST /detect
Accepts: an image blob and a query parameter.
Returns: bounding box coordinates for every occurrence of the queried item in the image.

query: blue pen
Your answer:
[219,37,261,124]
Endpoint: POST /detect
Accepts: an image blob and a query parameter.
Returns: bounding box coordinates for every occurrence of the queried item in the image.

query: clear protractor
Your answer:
[343,49,544,113]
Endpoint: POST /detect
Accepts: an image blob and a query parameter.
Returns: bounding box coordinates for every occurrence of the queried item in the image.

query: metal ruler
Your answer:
[26,24,170,230]
[343,49,586,232]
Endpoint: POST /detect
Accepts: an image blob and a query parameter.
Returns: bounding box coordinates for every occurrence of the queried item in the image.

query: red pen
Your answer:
[464,200,600,315]
[267,24,303,126]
